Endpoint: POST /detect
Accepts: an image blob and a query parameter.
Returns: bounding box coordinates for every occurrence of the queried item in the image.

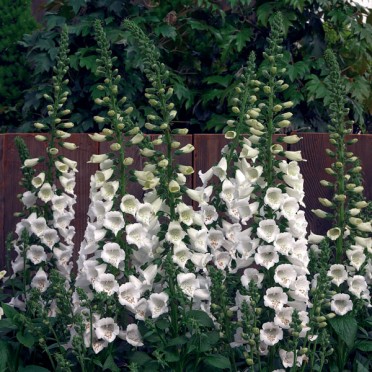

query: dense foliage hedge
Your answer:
[3,0,372,133]
[0,0,37,131]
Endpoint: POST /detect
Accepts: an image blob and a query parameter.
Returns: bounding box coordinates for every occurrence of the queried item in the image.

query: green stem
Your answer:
[335,139,345,263]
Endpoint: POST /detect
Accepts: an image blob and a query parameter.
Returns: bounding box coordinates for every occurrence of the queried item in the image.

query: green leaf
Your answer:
[166,336,188,347]
[287,61,310,82]
[355,340,372,352]
[130,352,153,366]
[203,75,233,88]
[257,3,274,27]
[16,331,35,348]
[187,310,214,328]
[103,354,119,372]
[0,318,17,331]
[0,340,9,372]
[204,355,231,370]
[1,303,18,319]
[235,28,252,52]
[163,351,180,363]
[329,315,358,349]
[305,75,329,101]
[71,0,86,14]
[155,24,177,40]
[155,319,169,330]
[18,366,50,372]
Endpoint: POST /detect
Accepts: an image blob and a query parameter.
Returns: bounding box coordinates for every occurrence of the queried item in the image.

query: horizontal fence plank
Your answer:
[0,133,371,269]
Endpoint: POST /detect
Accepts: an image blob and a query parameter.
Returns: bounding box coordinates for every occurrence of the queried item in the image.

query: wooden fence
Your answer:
[0,133,371,269]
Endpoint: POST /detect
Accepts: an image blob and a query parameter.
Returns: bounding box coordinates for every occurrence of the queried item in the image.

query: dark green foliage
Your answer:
[6,0,372,133]
[0,0,37,132]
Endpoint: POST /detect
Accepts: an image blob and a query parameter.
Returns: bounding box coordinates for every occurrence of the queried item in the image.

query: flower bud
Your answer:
[282,134,301,144]
[312,209,328,218]
[62,142,78,150]
[225,131,236,139]
[124,107,133,115]
[171,141,181,149]
[319,198,333,207]
[24,158,40,168]
[277,120,291,128]
[232,106,240,114]
[49,148,59,155]
[320,180,333,187]
[35,135,47,142]
[176,144,194,154]
[123,157,134,166]
[158,159,168,168]
[273,104,282,112]
[93,116,105,123]
[63,122,74,129]
[110,143,121,151]
[130,133,144,145]
[169,180,180,193]
[169,110,177,120]
[34,122,45,129]
[355,201,368,209]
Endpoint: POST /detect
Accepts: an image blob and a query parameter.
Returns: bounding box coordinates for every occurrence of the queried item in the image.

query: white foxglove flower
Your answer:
[166,221,186,245]
[287,211,307,238]
[54,212,74,230]
[140,265,158,288]
[347,275,368,298]
[260,322,283,346]
[103,211,125,236]
[241,268,264,289]
[177,273,200,298]
[346,246,366,271]
[201,205,218,225]
[308,232,325,244]
[255,245,279,269]
[120,195,139,216]
[279,349,304,368]
[191,252,212,269]
[214,251,231,270]
[94,169,114,188]
[95,318,119,343]
[274,308,293,329]
[94,273,119,295]
[198,168,214,186]
[148,292,169,318]
[31,172,46,188]
[220,179,236,205]
[24,158,40,168]
[126,223,150,249]
[118,282,141,310]
[188,228,208,253]
[327,227,341,241]
[38,183,54,202]
[274,264,297,288]
[136,203,155,226]
[83,260,107,284]
[177,203,194,226]
[331,293,353,316]
[284,151,304,162]
[289,275,310,302]
[288,240,309,268]
[55,161,69,173]
[88,154,109,163]
[101,242,125,268]
[280,197,299,220]
[327,264,348,286]
[31,268,49,293]
[173,243,191,269]
[257,220,280,243]
[101,181,119,201]
[239,161,263,184]
[125,324,144,347]
[51,194,71,213]
[354,237,371,250]
[223,220,242,243]
[240,144,259,159]
[263,287,288,311]
[26,245,47,264]
[134,298,149,320]
[21,191,37,208]
[213,157,227,180]
[41,228,60,249]
[207,229,224,250]
[61,157,77,171]
[186,186,213,205]
[264,188,283,210]
[29,214,48,236]
[274,233,295,255]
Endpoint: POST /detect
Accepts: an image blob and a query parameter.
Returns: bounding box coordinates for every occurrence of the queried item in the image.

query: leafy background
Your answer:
[1,0,372,133]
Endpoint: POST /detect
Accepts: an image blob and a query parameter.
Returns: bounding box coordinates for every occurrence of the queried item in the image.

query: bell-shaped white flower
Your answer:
[166,221,186,245]
[38,183,54,203]
[101,242,125,268]
[21,191,37,208]
[118,282,141,310]
[330,293,353,316]
[28,214,48,236]
[274,264,297,288]
[347,275,368,298]
[94,169,114,188]
[241,268,264,289]
[327,264,348,286]
[177,273,200,298]
[280,197,299,220]
[213,157,227,181]
[120,195,139,216]
[198,168,214,186]
[264,188,283,210]
[177,203,194,226]
[126,223,150,249]
[101,181,119,201]
[95,317,119,343]
[103,211,125,236]
[219,179,236,205]
[31,172,46,188]
[201,205,219,225]
[207,229,224,250]
[41,228,60,249]
[263,287,288,311]
[134,298,149,320]
[148,292,169,318]
[327,227,341,241]
[94,273,119,295]
[240,144,259,159]
[346,246,366,271]
[136,203,155,226]
[279,349,304,368]
[255,245,279,269]
[289,275,310,302]
[260,322,283,346]
[173,243,191,269]
[214,251,231,270]
[274,307,293,329]
[188,227,208,253]
[274,233,295,255]
[125,324,144,347]
[26,245,47,265]
[257,219,280,243]
[31,268,49,293]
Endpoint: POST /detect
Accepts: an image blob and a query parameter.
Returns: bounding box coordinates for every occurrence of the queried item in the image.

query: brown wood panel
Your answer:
[291,133,372,234]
